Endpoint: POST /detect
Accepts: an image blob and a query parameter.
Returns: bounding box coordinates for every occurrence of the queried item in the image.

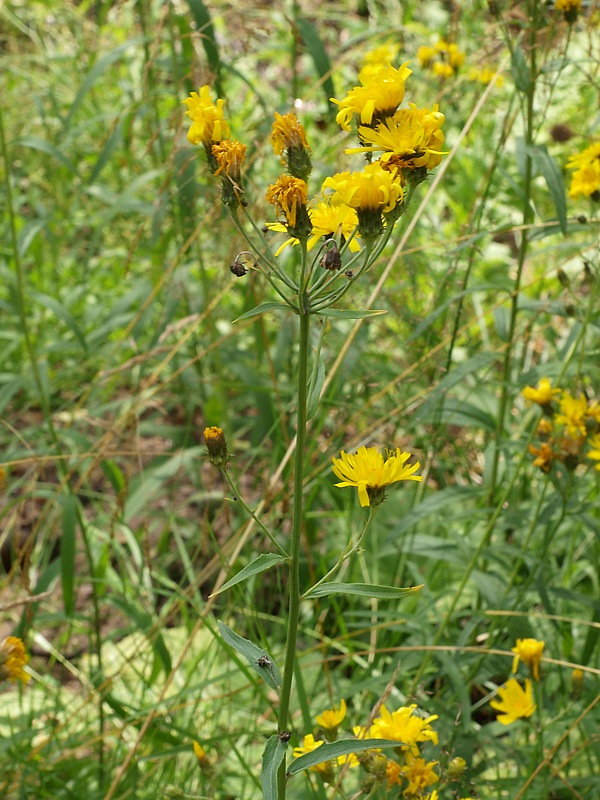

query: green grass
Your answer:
[1,1,599,798]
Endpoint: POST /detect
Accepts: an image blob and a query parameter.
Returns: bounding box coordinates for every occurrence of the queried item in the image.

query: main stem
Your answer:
[277,311,310,799]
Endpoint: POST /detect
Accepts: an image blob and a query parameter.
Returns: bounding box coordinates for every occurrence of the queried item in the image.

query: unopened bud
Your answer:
[447,756,467,779]
[203,426,229,468]
[572,668,584,698]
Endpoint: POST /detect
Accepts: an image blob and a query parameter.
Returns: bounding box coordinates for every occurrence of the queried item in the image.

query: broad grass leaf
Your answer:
[296,17,335,115]
[218,621,282,690]
[288,738,404,775]
[30,291,88,352]
[210,554,287,597]
[526,144,567,235]
[14,136,77,175]
[185,0,223,95]
[306,582,423,600]
[109,595,172,680]
[261,735,288,800]
[61,493,77,618]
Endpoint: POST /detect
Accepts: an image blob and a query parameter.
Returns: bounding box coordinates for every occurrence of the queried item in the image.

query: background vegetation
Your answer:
[1,0,599,798]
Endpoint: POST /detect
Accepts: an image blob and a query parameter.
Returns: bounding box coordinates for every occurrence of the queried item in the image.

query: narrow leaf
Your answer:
[261,735,288,800]
[511,44,531,92]
[14,136,77,175]
[526,144,567,235]
[210,554,287,597]
[218,621,282,690]
[305,582,424,600]
[318,308,387,320]
[233,302,292,322]
[185,0,223,95]
[288,738,405,775]
[30,291,88,352]
[61,494,77,617]
[296,17,335,114]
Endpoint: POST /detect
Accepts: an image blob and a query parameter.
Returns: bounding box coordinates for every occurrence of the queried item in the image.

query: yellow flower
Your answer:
[467,66,504,86]
[566,143,600,200]
[367,704,438,754]
[446,43,465,69]
[358,42,400,83]
[587,433,600,470]
[323,163,404,214]
[182,85,230,147]
[204,426,229,467]
[266,175,311,236]
[316,698,347,730]
[331,63,413,131]
[350,104,446,171]
[528,442,555,473]
[332,447,422,508]
[266,201,361,257]
[555,0,582,23]
[432,61,454,79]
[0,636,30,684]
[511,638,545,681]
[555,391,589,437]
[401,752,439,796]
[386,758,403,787]
[417,45,437,68]
[522,377,560,407]
[212,139,247,205]
[193,741,206,760]
[270,112,312,181]
[490,678,536,725]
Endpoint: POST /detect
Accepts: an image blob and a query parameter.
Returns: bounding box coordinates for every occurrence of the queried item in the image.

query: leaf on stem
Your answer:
[210,554,287,596]
[305,582,424,600]
[218,621,282,690]
[261,734,288,800]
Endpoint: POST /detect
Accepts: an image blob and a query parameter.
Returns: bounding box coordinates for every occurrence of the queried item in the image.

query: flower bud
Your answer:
[203,427,229,468]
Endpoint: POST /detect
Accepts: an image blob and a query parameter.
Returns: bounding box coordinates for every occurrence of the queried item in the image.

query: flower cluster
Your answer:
[417,39,465,80]
[332,445,422,507]
[182,86,246,205]
[522,378,600,473]
[0,636,30,684]
[566,142,600,201]
[489,637,544,725]
[293,698,471,798]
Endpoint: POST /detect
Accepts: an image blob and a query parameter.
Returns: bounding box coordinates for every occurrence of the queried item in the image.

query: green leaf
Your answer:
[511,44,531,92]
[305,582,423,600]
[14,136,77,175]
[108,596,172,680]
[287,738,404,775]
[30,291,88,353]
[317,308,387,319]
[218,621,282,690]
[101,460,126,495]
[526,144,567,235]
[185,0,223,96]
[233,302,292,322]
[296,17,335,115]
[61,494,77,618]
[210,554,287,596]
[306,353,325,421]
[261,735,288,800]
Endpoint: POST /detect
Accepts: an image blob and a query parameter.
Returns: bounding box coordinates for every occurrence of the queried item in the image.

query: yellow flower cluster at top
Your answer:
[417,38,465,80]
[522,378,600,473]
[292,697,471,798]
[566,142,600,201]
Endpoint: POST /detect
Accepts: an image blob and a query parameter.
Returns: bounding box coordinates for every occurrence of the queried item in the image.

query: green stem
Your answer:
[222,468,289,558]
[276,311,310,799]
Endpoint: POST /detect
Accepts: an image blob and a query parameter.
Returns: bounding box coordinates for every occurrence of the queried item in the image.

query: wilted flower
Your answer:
[332,446,422,507]
[511,638,545,681]
[270,112,312,181]
[212,139,247,205]
[266,175,311,239]
[490,678,536,725]
[528,442,555,472]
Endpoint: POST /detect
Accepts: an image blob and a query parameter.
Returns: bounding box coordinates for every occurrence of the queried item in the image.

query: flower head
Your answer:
[490,678,536,725]
[270,112,312,181]
[358,42,400,83]
[266,200,360,257]
[182,85,230,148]
[401,752,439,795]
[266,175,311,238]
[566,143,600,200]
[212,139,247,205]
[316,698,347,733]
[332,446,422,507]
[555,0,582,23]
[511,638,545,681]
[351,104,446,171]
[0,636,30,684]
[555,391,589,437]
[204,426,229,468]
[331,63,413,131]
[528,442,555,473]
[522,377,560,409]
[368,704,438,754]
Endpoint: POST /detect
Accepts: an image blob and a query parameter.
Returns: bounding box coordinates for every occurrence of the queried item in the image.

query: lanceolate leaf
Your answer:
[526,144,567,235]
[210,554,287,597]
[218,621,282,690]
[305,582,424,600]
[318,308,387,320]
[287,738,405,775]
[233,302,293,322]
[261,735,288,800]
